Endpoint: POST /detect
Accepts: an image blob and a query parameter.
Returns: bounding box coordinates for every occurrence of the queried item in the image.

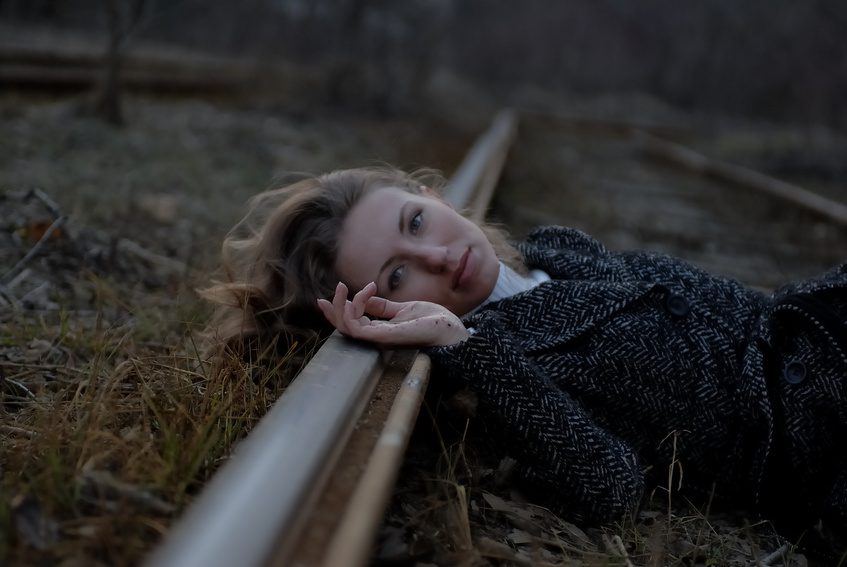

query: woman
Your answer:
[204,166,847,543]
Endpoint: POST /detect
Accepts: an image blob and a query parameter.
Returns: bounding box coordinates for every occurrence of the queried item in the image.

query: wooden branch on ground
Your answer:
[636,131,847,226]
[0,41,258,94]
[0,424,37,439]
[29,188,63,218]
[1,216,67,285]
[115,238,187,275]
[520,109,693,139]
[2,188,66,286]
[4,188,187,291]
[4,268,32,293]
[0,284,17,307]
[78,469,177,515]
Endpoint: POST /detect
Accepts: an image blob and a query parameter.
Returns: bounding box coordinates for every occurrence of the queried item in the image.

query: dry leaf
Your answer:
[138,193,179,224]
[482,492,534,521]
[19,221,64,242]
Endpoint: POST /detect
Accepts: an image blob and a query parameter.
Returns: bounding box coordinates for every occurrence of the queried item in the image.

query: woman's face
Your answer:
[335,187,499,316]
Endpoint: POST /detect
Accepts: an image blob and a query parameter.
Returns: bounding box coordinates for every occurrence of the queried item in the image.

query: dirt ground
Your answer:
[2,92,845,566]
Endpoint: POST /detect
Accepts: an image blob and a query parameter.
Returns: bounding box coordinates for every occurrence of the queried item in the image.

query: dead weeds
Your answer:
[0,188,295,565]
[375,406,820,567]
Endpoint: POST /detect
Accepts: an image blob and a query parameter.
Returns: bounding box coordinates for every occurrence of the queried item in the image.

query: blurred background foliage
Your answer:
[2,0,846,126]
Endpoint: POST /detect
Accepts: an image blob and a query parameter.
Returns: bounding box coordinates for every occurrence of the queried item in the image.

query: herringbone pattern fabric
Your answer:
[428,226,847,528]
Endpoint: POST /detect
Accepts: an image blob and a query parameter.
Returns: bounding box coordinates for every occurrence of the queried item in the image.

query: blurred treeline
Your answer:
[3,0,847,127]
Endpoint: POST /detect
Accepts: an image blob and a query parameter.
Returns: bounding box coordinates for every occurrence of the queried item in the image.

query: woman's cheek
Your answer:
[412,278,441,305]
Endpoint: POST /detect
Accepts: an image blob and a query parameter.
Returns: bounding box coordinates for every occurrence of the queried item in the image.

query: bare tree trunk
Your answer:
[95,0,124,125]
[94,0,145,126]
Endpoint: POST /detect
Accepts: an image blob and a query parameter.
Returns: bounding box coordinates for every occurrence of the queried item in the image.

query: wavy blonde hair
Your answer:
[201,166,523,367]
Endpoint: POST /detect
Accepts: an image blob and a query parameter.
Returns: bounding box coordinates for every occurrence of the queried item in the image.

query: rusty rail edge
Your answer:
[146,334,382,567]
[447,109,517,217]
[637,131,847,227]
[322,354,432,567]
[145,109,518,567]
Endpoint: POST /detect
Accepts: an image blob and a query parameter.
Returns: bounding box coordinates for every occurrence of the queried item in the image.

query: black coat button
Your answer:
[664,294,690,317]
[783,360,806,384]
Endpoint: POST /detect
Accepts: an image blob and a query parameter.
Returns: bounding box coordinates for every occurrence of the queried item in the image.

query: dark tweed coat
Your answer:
[428,226,847,531]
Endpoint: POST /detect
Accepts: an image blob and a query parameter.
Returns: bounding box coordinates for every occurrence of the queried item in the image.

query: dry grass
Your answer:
[376,405,818,567]
[0,271,298,565]
[367,388,808,565]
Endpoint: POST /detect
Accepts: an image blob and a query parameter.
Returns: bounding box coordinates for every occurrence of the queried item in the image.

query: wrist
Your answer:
[453,325,470,343]
[441,322,469,346]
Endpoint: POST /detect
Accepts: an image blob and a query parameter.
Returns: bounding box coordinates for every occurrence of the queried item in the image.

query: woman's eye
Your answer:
[409,211,423,234]
[389,265,405,290]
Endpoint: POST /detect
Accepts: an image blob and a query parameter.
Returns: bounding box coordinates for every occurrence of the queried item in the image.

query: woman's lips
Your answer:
[452,248,474,289]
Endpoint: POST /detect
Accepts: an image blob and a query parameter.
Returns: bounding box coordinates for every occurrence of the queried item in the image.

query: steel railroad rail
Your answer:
[145,110,517,567]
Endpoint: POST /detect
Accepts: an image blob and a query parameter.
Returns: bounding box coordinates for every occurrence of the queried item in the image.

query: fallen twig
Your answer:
[0,424,37,439]
[636,131,847,226]
[5,267,33,292]
[28,187,64,218]
[602,534,635,567]
[1,216,67,284]
[78,469,177,515]
[0,283,18,307]
[18,281,55,309]
[759,542,790,566]
[3,377,36,399]
[116,237,187,275]
[475,536,558,567]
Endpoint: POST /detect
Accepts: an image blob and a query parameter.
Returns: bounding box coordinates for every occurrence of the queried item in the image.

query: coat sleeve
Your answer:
[427,309,645,525]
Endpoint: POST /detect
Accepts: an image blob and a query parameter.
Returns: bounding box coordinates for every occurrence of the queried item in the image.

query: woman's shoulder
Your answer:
[515,226,617,281]
[517,226,609,276]
[517,225,724,286]
[521,225,608,256]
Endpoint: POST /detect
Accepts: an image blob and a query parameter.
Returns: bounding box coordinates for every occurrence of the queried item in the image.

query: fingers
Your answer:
[317,298,333,324]
[364,295,408,319]
[351,282,377,319]
[316,282,463,346]
[318,282,376,336]
[345,299,371,327]
[316,282,350,333]
[331,281,348,319]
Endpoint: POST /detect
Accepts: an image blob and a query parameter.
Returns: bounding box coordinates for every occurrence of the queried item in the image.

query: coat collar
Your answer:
[475,278,658,353]
[517,226,614,280]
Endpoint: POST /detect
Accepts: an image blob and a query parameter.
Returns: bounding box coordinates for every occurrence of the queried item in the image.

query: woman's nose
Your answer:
[413,245,448,272]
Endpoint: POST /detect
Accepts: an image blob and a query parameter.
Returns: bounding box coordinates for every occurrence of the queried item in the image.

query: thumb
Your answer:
[365,296,408,319]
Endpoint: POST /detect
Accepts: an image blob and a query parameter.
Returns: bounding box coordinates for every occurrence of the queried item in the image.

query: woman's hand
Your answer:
[317,282,469,347]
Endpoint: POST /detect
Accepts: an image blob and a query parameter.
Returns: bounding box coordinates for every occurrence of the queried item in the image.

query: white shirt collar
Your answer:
[468,262,550,315]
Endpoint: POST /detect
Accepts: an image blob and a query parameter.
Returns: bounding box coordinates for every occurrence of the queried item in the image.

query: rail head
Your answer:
[145,109,518,567]
[145,334,382,567]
